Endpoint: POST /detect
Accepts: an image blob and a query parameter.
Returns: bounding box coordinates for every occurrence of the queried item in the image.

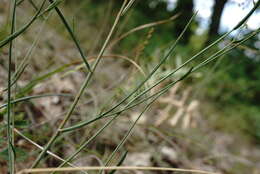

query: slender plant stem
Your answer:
[48,0,91,71]
[30,0,128,168]
[122,0,136,15]
[18,166,219,174]
[7,0,17,173]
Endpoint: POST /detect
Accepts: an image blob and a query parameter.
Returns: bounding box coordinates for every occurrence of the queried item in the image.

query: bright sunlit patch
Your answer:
[168,0,260,33]
[221,0,260,32]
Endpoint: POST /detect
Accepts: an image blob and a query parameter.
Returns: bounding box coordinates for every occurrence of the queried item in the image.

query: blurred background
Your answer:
[0,0,260,173]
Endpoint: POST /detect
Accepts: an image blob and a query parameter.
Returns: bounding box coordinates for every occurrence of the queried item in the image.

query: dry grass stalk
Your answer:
[17,166,220,174]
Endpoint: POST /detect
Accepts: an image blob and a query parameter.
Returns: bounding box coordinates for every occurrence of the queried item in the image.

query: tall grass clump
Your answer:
[0,0,259,173]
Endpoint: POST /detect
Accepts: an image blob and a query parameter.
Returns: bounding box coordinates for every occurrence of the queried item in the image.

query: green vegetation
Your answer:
[0,0,259,174]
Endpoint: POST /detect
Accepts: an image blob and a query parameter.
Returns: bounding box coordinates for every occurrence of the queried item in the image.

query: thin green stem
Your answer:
[7,0,17,173]
[30,0,128,168]
[48,0,91,71]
